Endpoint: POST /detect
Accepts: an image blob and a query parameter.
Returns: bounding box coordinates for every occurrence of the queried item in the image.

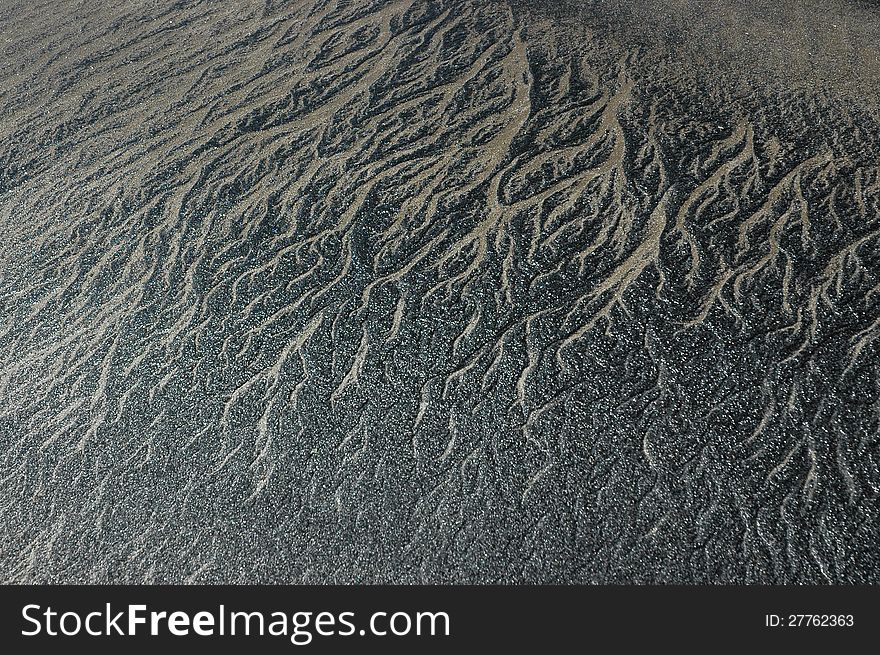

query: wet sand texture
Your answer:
[0,0,878,582]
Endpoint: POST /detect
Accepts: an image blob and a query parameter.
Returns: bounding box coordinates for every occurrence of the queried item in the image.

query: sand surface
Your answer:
[0,0,878,583]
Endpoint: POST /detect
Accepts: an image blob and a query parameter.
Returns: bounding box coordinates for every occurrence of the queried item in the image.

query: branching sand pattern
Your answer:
[0,0,878,582]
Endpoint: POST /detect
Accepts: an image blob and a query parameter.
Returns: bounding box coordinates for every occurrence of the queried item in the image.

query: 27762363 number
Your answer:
[765,614,854,627]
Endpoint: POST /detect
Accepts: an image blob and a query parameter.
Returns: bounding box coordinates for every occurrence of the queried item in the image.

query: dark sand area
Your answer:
[0,0,878,583]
